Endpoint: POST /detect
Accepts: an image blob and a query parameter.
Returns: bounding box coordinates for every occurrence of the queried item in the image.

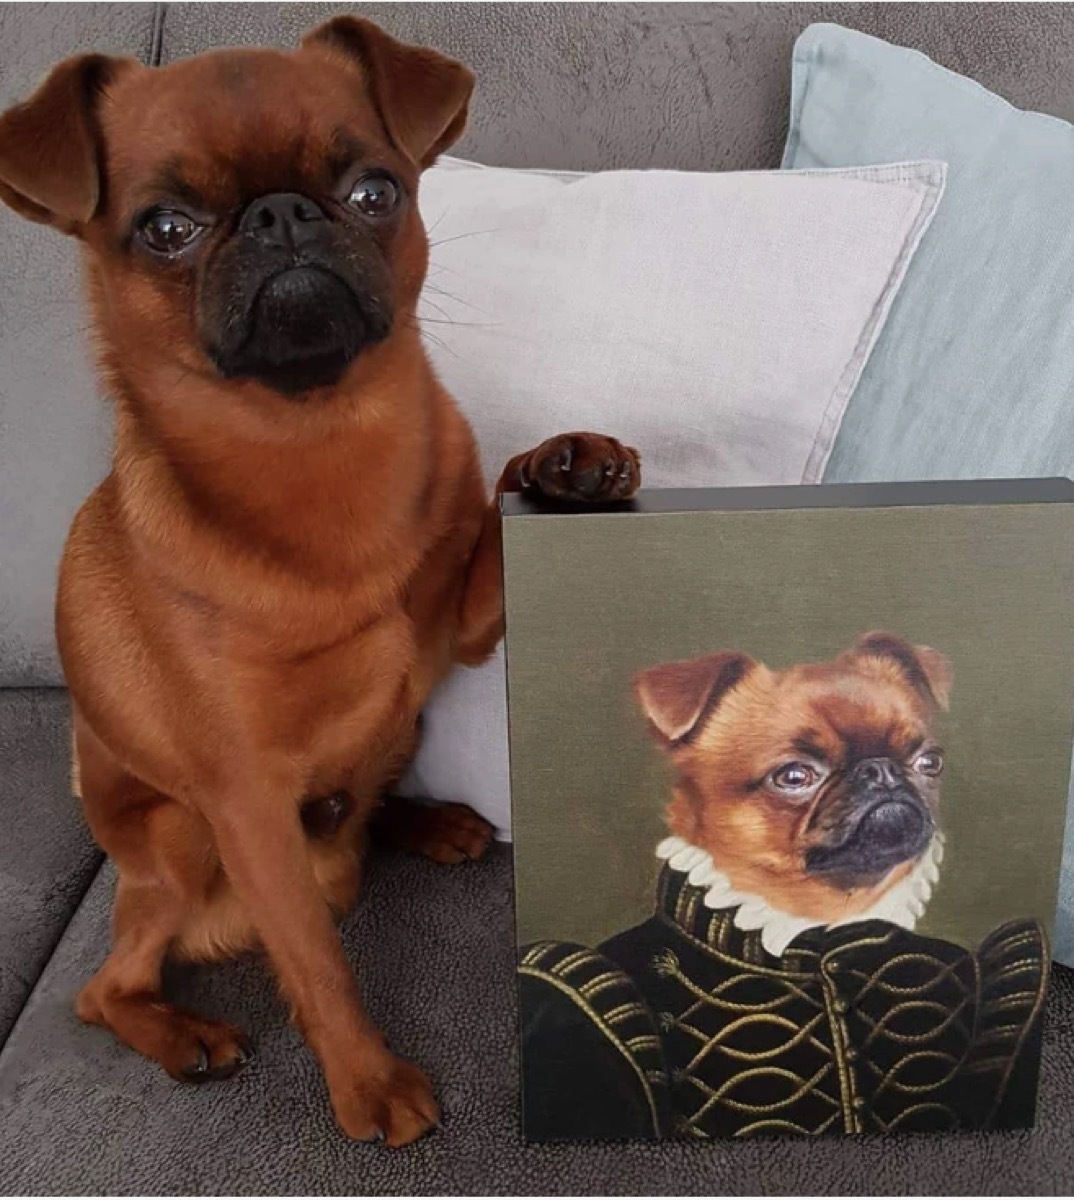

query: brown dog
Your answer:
[634,632,950,942]
[0,19,639,1145]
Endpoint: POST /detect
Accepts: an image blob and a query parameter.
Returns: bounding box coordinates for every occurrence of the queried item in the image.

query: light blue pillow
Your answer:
[783,23,1074,965]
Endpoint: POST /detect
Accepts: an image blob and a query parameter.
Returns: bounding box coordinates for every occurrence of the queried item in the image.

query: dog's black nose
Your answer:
[861,798,927,849]
[853,757,904,788]
[239,192,326,250]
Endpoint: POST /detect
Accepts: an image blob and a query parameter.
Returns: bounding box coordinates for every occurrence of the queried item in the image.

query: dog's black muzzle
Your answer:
[200,192,394,395]
[805,757,935,888]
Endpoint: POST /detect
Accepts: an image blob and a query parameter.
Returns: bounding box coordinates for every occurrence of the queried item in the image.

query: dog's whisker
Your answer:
[423,209,450,241]
[416,314,498,330]
[417,295,454,322]
[403,316,457,358]
[420,283,489,316]
[425,260,465,281]
[428,226,504,250]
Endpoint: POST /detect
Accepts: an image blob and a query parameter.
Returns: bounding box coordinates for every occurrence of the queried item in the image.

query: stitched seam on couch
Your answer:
[150,3,168,67]
[0,846,105,1061]
[0,848,107,1064]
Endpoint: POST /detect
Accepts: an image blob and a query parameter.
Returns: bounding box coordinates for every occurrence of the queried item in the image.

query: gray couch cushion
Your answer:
[0,3,161,686]
[2,844,1074,1193]
[0,690,100,1045]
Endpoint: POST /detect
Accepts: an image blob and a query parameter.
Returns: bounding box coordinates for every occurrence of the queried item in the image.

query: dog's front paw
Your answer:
[521,432,640,503]
[330,1052,440,1147]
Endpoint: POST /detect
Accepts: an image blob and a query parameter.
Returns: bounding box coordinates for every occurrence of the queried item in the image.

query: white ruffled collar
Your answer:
[656,832,944,958]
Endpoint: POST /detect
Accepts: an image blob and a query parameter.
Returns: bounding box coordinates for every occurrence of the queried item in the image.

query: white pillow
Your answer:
[398,156,945,837]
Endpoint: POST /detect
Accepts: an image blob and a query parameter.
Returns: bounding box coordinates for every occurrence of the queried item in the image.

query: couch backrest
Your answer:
[161,3,1074,172]
[4,1,1074,684]
[0,4,159,685]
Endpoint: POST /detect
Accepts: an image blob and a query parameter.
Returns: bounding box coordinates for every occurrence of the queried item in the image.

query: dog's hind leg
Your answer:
[73,722,252,1082]
[371,795,494,863]
[370,714,495,863]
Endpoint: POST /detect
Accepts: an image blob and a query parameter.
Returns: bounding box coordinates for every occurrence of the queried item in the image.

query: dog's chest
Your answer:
[236,611,423,787]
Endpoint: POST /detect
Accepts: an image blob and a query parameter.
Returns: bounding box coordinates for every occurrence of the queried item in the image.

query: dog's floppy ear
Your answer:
[845,631,953,711]
[635,651,756,747]
[0,54,136,232]
[303,17,474,169]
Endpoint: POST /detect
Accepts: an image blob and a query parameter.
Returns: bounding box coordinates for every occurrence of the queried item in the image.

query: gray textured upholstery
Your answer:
[3,836,1074,1195]
[0,4,161,687]
[4,3,1074,1193]
[160,2,1074,172]
[0,691,99,1045]
[0,5,151,1040]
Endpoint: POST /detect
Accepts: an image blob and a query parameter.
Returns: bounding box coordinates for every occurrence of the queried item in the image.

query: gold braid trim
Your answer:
[651,949,819,1008]
[518,946,664,1136]
[874,1102,958,1133]
[734,1112,840,1138]
[689,1062,838,1123]
[653,914,816,980]
[980,920,1049,1126]
[681,1011,829,1069]
[857,996,973,1049]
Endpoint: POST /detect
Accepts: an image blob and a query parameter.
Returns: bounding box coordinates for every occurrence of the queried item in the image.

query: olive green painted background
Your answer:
[504,502,1074,950]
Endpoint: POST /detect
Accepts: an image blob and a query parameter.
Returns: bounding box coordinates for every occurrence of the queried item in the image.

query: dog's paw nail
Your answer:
[620,461,633,479]
[557,447,573,472]
[604,460,617,477]
[235,1036,255,1066]
[182,1041,211,1081]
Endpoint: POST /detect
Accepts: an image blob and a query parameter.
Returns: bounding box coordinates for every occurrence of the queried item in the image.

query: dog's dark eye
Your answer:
[349,172,400,217]
[139,209,203,255]
[770,762,818,793]
[914,750,944,777]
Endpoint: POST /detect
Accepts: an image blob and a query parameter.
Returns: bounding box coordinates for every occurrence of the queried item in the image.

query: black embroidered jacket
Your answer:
[518,866,1048,1140]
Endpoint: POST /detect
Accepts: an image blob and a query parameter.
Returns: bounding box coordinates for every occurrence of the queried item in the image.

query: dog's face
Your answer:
[636,633,953,920]
[0,19,473,398]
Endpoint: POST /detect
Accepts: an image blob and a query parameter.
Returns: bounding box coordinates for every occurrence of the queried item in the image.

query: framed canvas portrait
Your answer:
[503,480,1074,1141]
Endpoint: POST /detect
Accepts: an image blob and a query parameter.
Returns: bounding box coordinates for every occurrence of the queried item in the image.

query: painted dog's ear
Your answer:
[634,651,756,747]
[843,631,953,711]
[302,17,474,169]
[0,53,138,232]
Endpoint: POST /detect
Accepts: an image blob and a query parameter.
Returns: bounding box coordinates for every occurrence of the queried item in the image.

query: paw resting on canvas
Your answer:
[0,17,638,1144]
[509,433,641,504]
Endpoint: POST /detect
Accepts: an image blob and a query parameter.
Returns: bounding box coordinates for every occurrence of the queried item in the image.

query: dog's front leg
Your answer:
[209,786,438,1146]
[455,432,641,665]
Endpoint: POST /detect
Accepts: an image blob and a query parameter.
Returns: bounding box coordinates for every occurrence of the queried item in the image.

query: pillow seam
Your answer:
[800,167,946,483]
[782,36,817,169]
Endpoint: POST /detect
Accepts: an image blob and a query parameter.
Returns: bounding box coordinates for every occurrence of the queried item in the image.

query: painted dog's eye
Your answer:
[914,749,944,777]
[348,172,400,217]
[139,209,203,255]
[769,762,818,793]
